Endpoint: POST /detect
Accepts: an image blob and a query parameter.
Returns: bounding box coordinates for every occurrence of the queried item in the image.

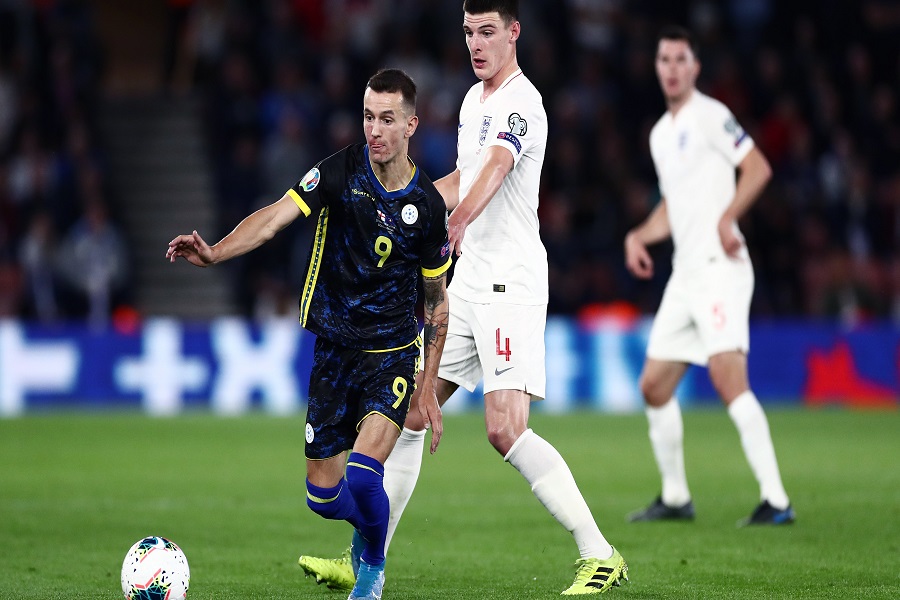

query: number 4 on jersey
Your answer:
[496,328,511,361]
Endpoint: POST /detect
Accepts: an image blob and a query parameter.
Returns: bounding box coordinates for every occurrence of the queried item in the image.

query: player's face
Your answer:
[655,39,700,104]
[463,12,519,83]
[363,88,417,166]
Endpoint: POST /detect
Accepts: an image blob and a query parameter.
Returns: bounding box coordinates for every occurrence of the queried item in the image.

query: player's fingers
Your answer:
[724,237,740,257]
[430,423,442,453]
[449,231,464,256]
[429,411,443,453]
[168,233,194,248]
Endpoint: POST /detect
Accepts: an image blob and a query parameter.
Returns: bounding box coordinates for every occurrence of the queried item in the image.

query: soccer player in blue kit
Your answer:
[166,68,452,600]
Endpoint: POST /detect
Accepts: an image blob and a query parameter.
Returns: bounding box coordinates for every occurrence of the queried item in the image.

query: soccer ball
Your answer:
[121,536,190,600]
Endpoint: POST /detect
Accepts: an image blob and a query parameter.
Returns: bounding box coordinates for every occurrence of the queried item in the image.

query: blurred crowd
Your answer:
[0,0,129,326]
[1,0,898,326]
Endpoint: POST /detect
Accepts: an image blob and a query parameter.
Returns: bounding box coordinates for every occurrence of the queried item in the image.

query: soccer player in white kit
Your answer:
[299,1,628,595]
[624,25,795,526]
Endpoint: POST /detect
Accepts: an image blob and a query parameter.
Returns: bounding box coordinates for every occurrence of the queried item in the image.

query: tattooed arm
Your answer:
[418,271,450,453]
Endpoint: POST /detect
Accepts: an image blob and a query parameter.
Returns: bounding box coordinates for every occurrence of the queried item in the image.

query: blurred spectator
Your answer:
[18,210,59,322]
[56,199,130,327]
[261,107,312,199]
[815,247,884,325]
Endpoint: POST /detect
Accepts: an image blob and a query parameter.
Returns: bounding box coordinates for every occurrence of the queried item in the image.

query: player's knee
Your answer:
[403,407,426,431]
[485,423,516,456]
[639,371,668,406]
[708,363,747,401]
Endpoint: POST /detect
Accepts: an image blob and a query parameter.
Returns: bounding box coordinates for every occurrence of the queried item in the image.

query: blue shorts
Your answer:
[304,336,420,460]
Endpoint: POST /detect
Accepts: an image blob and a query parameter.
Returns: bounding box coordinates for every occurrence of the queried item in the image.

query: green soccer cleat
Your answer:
[298,548,356,591]
[561,548,628,595]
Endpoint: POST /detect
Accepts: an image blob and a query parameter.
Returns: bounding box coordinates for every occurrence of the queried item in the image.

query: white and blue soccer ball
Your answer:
[121,536,190,600]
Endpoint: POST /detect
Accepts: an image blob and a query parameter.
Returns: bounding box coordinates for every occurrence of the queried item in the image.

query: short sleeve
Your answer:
[648,125,668,199]
[700,100,754,167]
[484,96,545,168]
[420,189,452,278]
[286,147,349,217]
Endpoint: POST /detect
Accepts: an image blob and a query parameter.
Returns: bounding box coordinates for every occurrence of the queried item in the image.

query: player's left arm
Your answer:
[719,146,772,256]
[446,146,513,255]
[418,271,450,453]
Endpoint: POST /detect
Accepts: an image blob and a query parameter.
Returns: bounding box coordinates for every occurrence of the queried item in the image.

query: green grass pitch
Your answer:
[1,408,898,599]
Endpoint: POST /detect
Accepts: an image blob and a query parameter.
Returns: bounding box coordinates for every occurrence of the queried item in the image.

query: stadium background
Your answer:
[0,0,897,415]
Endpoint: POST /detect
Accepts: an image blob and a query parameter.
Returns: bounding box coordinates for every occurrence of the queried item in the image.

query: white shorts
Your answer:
[646,258,753,366]
[435,291,546,400]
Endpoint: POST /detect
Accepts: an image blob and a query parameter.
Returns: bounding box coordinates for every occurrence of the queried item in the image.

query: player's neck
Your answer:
[666,87,695,117]
[370,154,415,192]
[481,58,520,101]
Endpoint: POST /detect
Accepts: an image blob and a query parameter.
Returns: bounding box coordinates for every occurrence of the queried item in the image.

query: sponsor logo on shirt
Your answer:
[352,188,376,202]
[300,167,320,192]
[497,131,522,154]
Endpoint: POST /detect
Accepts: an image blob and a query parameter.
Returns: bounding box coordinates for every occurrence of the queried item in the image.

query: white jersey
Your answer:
[450,69,548,305]
[649,90,754,270]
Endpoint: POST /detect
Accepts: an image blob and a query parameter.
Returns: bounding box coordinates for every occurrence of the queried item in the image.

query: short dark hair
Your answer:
[463,0,518,26]
[658,25,699,59]
[366,68,417,115]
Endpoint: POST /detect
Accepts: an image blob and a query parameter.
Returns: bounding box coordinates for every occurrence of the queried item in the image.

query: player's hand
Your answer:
[166,230,215,267]
[416,382,443,454]
[624,231,654,279]
[717,216,743,258]
[447,210,467,257]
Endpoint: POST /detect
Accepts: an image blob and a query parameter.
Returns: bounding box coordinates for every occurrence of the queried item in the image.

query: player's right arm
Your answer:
[418,271,450,453]
[446,147,513,256]
[624,199,671,279]
[166,194,302,267]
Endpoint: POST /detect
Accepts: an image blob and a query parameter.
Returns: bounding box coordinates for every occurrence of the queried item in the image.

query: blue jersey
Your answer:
[287,144,451,351]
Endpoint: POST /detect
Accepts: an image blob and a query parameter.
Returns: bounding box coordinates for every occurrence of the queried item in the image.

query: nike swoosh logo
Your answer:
[494,366,514,376]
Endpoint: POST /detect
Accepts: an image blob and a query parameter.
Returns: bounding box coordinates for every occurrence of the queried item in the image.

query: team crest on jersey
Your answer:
[377,209,397,231]
[479,116,492,146]
[401,204,418,225]
[507,113,527,135]
[305,423,315,444]
[300,167,320,192]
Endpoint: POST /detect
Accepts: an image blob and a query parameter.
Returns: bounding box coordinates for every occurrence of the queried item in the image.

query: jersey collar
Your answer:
[365,145,419,199]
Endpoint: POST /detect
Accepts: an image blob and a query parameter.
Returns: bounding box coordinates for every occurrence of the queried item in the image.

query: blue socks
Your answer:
[306,477,361,529]
[346,452,388,566]
[305,452,389,566]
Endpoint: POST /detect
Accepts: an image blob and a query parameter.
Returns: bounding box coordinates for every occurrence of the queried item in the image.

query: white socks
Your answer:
[646,398,691,507]
[505,429,613,560]
[728,391,790,509]
[382,427,426,553]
